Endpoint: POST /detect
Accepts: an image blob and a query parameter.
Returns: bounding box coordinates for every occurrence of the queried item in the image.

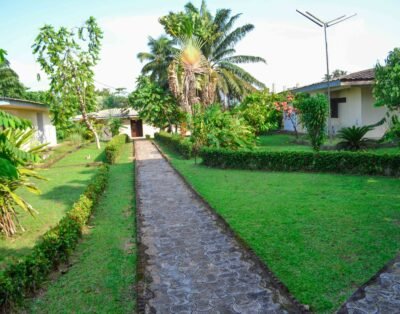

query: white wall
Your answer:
[2,109,57,146]
[361,87,389,138]
[120,119,159,138]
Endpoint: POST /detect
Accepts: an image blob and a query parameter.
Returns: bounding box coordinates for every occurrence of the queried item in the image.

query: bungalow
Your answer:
[285,69,390,138]
[73,108,158,139]
[0,97,57,146]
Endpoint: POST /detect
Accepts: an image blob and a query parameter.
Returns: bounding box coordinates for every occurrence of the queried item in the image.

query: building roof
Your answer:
[290,68,375,93]
[340,68,375,82]
[0,97,49,111]
[73,108,139,121]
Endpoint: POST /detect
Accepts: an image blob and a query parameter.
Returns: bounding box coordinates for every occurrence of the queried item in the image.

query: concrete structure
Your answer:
[285,69,391,138]
[0,97,57,146]
[73,108,158,139]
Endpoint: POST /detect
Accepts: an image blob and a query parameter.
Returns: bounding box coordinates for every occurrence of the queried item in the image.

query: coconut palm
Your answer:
[137,35,177,89]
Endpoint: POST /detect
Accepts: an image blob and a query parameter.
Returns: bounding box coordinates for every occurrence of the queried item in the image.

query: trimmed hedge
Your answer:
[0,165,109,311]
[154,131,193,159]
[105,134,129,164]
[200,148,400,177]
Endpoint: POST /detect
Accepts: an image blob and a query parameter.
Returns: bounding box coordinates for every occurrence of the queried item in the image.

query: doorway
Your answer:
[130,119,143,137]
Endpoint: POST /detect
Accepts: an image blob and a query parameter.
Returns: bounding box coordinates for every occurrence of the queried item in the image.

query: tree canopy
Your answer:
[32,17,103,148]
[374,48,400,110]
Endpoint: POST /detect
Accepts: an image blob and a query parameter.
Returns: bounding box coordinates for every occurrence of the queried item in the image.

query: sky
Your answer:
[1,0,399,93]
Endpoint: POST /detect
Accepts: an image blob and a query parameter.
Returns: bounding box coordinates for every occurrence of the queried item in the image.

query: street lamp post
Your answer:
[296,10,356,141]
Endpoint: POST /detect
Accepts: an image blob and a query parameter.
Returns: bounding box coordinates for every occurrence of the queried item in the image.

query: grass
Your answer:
[157,141,400,313]
[257,133,400,154]
[0,142,105,268]
[28,142,136,313]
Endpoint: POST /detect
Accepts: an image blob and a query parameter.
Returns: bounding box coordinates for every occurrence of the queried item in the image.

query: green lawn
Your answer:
[257,134,312,151]
[28,142,136,313]
[158,142,400,313]
[0,143,105,268]
[257,133,400,154]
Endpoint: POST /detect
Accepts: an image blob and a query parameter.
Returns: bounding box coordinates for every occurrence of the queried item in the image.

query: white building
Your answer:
[285,69,391,139]
[0,97,57,146]
[73,108,158,139]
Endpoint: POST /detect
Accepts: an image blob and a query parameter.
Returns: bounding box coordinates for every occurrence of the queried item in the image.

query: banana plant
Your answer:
[0,120,47,236]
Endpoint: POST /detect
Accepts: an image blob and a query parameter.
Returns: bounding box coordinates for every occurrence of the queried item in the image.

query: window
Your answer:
[330,97,346,118]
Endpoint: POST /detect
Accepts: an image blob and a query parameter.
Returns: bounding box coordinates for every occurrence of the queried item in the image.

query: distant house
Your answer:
[0,97,57,146]
[73,108,158,138]
[286,69,390,138]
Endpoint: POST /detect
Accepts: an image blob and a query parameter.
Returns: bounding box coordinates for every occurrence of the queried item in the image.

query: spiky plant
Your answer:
[336,125,376,151]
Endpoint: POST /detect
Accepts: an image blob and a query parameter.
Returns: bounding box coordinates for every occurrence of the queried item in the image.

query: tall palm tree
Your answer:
[137,35,177,89]
[179,1,266,103]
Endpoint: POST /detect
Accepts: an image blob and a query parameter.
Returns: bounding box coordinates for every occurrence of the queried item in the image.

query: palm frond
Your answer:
[222,55,266,64]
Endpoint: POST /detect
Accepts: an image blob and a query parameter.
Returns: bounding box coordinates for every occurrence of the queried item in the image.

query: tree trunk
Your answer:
[77,87,101,149]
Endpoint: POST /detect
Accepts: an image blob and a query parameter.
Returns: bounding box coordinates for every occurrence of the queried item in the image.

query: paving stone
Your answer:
[135,141,302,313]
[342,255,400,314]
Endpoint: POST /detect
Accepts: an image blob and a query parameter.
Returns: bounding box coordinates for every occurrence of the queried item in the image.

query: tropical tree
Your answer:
[160,0,266,103]
[336,125,376,151]
[129,76,182,130]
[33,17,103,149]
[168,37,209,114]
[0,55,26,98]
[374,48,400,110]
[137,35,177,89]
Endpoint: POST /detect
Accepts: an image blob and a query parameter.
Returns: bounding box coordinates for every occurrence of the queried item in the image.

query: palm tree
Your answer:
[168,37,208,114]
[137,35,177,89]
[181,1,266,103]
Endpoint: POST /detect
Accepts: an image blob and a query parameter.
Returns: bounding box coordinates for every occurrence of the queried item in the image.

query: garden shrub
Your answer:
[105,134,129,164]
[295,93,328,151]
[0,165,109,311]
[154,131,193,159]
[200,148,400,176]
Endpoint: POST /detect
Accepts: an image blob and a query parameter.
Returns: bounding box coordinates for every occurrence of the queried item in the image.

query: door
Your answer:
[130,119,143,137]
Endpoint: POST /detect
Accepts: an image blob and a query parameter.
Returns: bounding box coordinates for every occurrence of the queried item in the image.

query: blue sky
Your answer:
[1,0,399,92]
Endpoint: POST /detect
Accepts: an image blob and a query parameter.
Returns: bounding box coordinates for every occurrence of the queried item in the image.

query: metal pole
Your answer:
[324,24,332,142]
[296,10,356,143]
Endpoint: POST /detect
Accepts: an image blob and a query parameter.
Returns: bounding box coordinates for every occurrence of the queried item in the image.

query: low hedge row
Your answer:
[0,165,109,311]
[154,131,193,159]
[105,134,129,164]
[200,148,400,176]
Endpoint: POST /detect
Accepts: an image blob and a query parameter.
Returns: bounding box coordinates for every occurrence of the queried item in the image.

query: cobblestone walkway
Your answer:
[135,140,302,314]
[340,256,400,313]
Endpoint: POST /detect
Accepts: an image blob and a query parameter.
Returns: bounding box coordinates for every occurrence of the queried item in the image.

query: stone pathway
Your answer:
[339,255,400,314]
[135,140,303,314]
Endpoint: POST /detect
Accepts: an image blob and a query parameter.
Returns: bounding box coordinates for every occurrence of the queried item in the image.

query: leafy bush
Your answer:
[235,90,283,134]
[191,104,256,152]
[154,131,193,159]
[105,134,129,164]
[295,93,328,151]
[0,165,109,311]
[200,147,400,177]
